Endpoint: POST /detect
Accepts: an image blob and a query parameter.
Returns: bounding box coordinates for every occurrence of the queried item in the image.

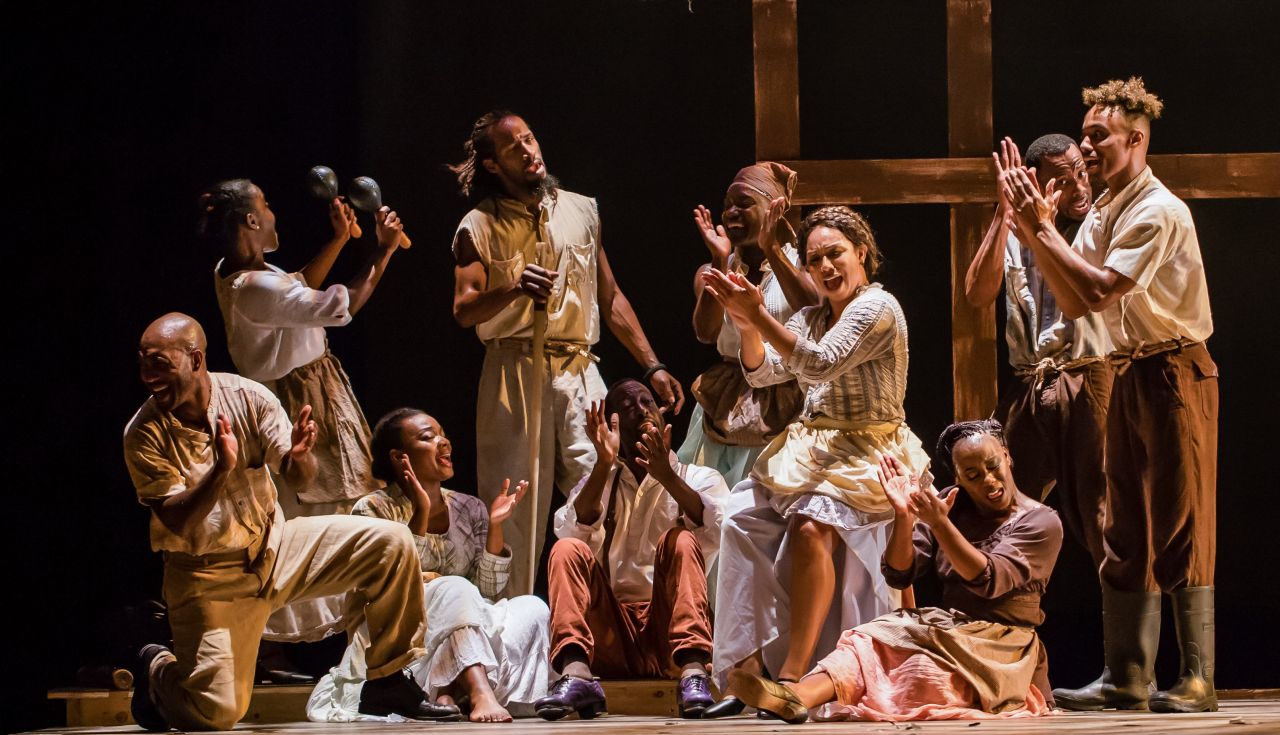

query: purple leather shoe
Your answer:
[678,673,714,718]
[534,676,608,721]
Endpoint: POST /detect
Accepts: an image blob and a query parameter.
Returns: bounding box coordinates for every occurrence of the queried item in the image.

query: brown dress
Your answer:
[812,496,1064,721]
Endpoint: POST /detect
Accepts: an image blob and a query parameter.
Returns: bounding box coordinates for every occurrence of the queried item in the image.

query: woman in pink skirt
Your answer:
[731,419,1063,723]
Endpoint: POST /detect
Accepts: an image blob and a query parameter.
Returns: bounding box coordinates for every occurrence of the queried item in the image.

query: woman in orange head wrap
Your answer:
[677,162,819,489]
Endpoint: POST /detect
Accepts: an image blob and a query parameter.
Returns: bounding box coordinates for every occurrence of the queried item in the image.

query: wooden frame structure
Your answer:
[752,0,1280,420]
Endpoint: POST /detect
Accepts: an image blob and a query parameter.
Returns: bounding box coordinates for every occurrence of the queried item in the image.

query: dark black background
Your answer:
[5,1,1278,731]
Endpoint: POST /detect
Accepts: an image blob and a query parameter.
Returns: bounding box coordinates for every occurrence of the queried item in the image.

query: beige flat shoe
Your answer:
[728,669,809,724]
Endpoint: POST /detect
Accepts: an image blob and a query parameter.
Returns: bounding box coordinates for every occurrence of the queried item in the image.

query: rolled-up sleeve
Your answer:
[882,521,936,590]
[233,270,352,329]
[786,298,895,383]
[1103,203,1180,292]
[554,469,610,555]
[473,550,512,599]
[124,424,185,505]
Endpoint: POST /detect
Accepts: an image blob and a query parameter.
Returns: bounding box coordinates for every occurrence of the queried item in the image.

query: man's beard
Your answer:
[530,172,560,201]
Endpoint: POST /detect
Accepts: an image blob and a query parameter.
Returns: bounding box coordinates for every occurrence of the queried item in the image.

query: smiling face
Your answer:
[396,413,454,484]
[721,183,764,246]
[1080,105,1145,191]
[482,116,547,197]
[138,341,199,414]
[1036,144,1092,222]
[803,225,869,308]
[950,434,1017,515]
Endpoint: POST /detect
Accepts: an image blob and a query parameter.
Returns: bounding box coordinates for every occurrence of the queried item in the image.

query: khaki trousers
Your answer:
[1101,343,1218,593]
[547,530,714,678]
[153,514,426,730]
[998,360,1112,566]
[475,340,606,596]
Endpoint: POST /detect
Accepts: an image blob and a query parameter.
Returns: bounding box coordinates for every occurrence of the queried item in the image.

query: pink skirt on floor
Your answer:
[811,609,1051,722]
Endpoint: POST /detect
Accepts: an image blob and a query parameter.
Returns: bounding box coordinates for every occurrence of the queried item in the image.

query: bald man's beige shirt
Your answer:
[124,372,292,556]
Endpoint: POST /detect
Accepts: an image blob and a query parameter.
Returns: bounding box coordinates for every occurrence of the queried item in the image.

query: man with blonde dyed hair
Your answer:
[998,77,1218,714]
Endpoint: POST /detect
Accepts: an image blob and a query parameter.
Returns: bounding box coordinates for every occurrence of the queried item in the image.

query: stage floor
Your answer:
[28,698,1280,735]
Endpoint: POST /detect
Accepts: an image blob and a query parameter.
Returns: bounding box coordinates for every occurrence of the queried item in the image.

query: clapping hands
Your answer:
[877,453,957,527]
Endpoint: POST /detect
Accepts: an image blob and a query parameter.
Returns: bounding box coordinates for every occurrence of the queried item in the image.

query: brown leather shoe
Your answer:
[728,670,808,725]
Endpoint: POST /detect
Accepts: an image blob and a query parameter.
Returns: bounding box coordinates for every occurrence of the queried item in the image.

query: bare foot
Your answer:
[436,692,457,709]
[468,689,512,723]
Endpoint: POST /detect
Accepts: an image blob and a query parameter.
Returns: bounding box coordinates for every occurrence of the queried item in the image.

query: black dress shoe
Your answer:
[701,694,747,719]
[359,670,463,721]
[130,644,172,732]
[255,664,317,686]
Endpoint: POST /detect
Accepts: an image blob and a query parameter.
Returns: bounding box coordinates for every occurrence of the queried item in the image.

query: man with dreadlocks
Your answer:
[449,110,684,596]
[1000,77,1219,714]
[965,134,1112,571]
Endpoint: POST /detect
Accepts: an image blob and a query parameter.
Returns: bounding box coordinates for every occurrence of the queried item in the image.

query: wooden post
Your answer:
[946,0,997,421]
[752,0,800,162]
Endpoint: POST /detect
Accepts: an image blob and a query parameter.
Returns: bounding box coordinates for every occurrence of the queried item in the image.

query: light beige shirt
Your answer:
[555,454,728,603]
[452,191,601,344]
[1095,167,1214,351]
[1003,226,1112,367]
[214,262,352,382]
[123,372,292,556]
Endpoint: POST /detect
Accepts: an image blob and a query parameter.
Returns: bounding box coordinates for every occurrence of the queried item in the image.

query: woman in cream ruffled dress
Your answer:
[700,205,931,717]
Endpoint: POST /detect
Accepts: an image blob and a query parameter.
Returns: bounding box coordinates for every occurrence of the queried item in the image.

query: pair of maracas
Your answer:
[307,166,412,249]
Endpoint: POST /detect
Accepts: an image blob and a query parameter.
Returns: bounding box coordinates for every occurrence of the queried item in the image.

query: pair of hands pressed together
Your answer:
[991,136,1062,239]
[877,453,957,529]
[584,400,678,486]
[213,404,318,473]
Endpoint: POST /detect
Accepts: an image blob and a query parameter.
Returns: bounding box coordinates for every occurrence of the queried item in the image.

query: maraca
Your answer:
[349,176,412,249]
[306,165,362,238]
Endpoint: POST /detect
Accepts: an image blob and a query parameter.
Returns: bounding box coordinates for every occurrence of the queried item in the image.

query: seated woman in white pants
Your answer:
[700,206,932,717]
[308,408,550,723]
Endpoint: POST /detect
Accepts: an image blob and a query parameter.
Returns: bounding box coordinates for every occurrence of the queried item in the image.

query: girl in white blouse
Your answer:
[307,409,550,723]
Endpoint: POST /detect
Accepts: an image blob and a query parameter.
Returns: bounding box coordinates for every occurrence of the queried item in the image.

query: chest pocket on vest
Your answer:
[488,250,526,290]
[560,239,596,292]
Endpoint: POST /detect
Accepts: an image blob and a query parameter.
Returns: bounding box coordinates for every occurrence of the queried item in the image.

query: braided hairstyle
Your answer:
[369,407,428,484]
[448,109,515,202]
[934,419,1006,476]
[196,179,257,250]
[798,205,883,277]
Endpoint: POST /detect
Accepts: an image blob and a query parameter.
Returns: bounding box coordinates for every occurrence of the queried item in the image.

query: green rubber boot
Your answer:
[1053,586,1160,711]
[1150,586,1217,713]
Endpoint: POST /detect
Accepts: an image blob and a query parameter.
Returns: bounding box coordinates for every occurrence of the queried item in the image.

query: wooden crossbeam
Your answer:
[753,0,1280,424]
[782,153,1280,205]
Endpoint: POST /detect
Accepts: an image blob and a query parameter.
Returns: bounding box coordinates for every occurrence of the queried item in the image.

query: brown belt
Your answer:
[1109,338,1199,374]
[485,338,599,363]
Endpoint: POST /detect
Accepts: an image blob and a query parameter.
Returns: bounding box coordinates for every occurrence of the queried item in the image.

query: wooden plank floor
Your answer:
[24,698,1280,735]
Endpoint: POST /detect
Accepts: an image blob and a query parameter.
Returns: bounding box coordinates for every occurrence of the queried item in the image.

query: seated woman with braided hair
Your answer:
[730,419,1063,723]
[307,409,550,723]
[702,206,930,717]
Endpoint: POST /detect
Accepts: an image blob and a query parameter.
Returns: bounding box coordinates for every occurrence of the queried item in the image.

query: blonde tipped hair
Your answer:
[1082,76,1164,120]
